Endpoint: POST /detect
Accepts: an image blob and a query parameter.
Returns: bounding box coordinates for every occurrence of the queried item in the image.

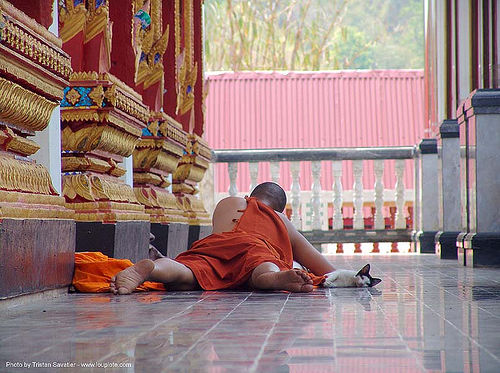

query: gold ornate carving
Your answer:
[0,190,74,219]
[65,88,81,105]
[88,85,105,107]
[62,156,112,174]
[58,0,87,43]
[0,54,65,100]
[61,108,99,122]
[0,126,40,156]
[134,172,165,187]
[61,109,142,138]
[1,3,71,78]
[132,0,169,88]
[62,124,140,157]
[84,0,109,43]
[0,155,57,195]
[175,0,197,115]
[0,77,58,132]
[63,173,148,222]
[63,173,139,203]
[70,71,99,81]
[134,185,186,223]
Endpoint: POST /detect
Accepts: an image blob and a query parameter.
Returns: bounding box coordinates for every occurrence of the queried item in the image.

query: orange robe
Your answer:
[72,252,165,293]
[175,197,325,290]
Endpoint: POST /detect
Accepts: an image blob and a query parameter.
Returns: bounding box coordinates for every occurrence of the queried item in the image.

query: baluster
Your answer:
[332,161,343,230]
[352,160,364,230]
[311,161,322,230]
[290,161,302,230]
[228,162,238,196]
[394,159,406,229]
[373,160,385,229]
[270,161,280,184]
[249,162,259,193]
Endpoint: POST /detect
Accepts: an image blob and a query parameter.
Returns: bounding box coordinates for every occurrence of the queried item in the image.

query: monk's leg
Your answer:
[147,258,199,291]
[110,258,198,295]
[249,262,313,293]
[110,259,155,295]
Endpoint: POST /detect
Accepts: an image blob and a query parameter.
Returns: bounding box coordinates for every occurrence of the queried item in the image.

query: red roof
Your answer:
[204,70,425,193]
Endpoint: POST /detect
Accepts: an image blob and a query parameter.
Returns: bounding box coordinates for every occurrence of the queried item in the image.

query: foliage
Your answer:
[204,0,423,71]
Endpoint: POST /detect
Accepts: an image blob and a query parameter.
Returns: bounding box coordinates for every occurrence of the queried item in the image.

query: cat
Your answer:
[323,263,381,288]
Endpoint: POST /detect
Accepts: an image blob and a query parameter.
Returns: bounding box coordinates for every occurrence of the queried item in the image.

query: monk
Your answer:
[110,182,336,294]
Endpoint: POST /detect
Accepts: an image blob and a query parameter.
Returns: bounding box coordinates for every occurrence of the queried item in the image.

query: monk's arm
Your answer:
[278,214,336,275]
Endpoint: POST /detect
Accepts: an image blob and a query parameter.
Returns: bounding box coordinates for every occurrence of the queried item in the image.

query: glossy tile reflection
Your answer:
[1,255,500,372]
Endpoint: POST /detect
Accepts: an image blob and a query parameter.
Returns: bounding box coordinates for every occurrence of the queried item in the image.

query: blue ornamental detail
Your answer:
[75,87,93,107]
[95,0,105,9]
[73,0,84,6]
[186,85,192,94]
[140,52,147,62]
[61,87,94,107]
[142,127,153,136]
[154,53,161,64]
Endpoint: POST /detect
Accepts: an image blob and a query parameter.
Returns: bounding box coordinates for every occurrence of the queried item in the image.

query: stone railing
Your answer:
[208,146,415,253]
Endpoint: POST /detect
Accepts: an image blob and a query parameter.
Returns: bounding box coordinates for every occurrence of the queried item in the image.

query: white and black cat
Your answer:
[323,263,381,288]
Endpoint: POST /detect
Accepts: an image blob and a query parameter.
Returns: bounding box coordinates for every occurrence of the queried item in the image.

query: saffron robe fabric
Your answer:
[175,197,325,290]
[72,252,165,293]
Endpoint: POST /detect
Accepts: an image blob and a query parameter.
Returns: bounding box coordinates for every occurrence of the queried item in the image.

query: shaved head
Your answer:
[250,182,287,212]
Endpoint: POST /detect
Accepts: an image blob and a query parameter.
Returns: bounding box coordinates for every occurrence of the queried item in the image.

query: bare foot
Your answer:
[254,269,314,293]
[149,245,165,260]
[110,259,155,295]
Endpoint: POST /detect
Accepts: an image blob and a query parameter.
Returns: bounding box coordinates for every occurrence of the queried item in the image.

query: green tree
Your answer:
[204,0,423,71]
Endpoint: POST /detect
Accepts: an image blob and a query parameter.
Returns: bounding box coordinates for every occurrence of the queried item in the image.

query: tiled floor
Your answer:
[1,254,500,372]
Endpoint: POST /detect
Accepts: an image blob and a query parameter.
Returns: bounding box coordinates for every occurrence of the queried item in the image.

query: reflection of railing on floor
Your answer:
[208,147,415,253]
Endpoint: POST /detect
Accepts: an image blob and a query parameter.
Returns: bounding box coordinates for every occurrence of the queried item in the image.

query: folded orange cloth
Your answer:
[72,252,165,293]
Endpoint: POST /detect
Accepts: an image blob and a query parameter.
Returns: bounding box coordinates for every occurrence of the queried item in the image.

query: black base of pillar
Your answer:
[150,222,189,259]
[0,219,75,299]
[415,231,438,253]
[435,231,460,259]
[76,221,150,263]
[462,232,500,268]
[187,225,212,250]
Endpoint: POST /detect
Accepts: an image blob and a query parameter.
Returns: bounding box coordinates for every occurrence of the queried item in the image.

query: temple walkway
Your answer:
[1,255,500,372]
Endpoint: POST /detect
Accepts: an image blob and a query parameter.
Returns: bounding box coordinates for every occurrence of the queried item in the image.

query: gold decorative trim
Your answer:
[61,108,100,123]
[63,173,140,204]
[59,2,87,43]
[1,5,71,78]
[100,73,143,102]
[0,126,40,156]
[70,71,99,81]
[62,124,140,157]
[1,0,63,47]
[0,155,57,195]
[62,156,111,174]
[0,77,58,132]
[84,2,109,43]
[0,54,64,100]
[88,85,105,107]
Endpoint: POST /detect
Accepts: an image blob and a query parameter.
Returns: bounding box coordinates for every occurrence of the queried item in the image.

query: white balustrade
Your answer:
[394,159,406,229]
[214,146,415,251]
[290,161,302,230]
[270,161,280,184]
[352,160,364,229]
[373,160,385,229]
[228,162,238,196]
[332,161,343,230]
[311,161,322,230]
[249,162,259,193]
